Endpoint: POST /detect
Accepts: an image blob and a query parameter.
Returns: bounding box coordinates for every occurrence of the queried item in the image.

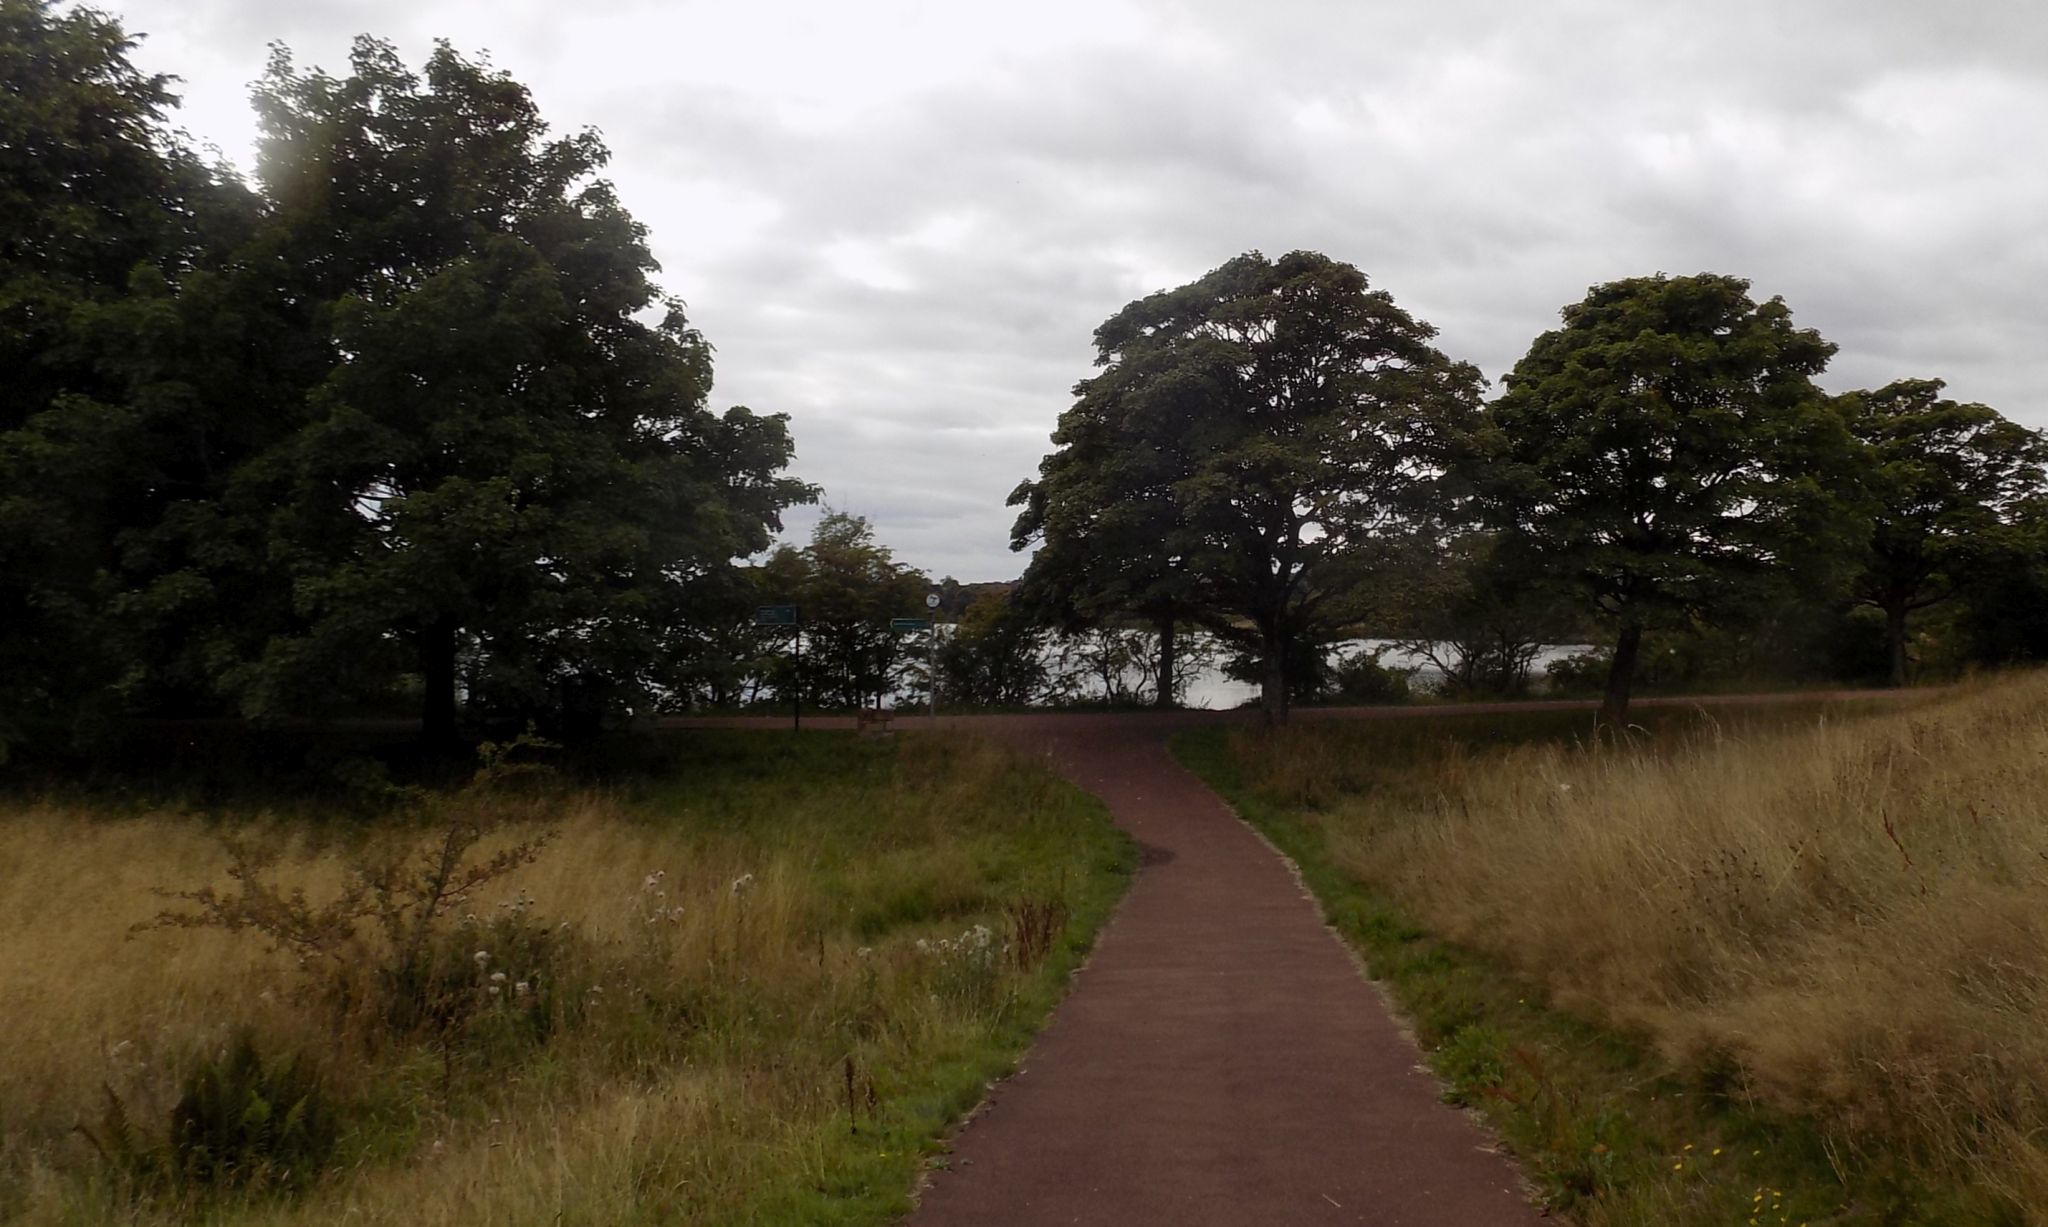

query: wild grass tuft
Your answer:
[1185,677,2048,1223]
[0,730,1131,1225]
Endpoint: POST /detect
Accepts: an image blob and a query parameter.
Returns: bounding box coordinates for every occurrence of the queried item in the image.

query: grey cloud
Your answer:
[107,0,2048,581]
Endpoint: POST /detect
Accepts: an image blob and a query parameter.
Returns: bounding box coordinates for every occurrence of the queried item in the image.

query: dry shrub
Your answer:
[0,730,1115,1224]
[1234,674,2048,1209]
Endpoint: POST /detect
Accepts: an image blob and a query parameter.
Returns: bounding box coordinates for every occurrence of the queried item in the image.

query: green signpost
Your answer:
[755,605,800,729]
[896,599,942,718]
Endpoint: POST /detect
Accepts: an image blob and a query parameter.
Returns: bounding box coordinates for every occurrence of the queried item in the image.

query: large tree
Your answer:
[1960,494,2048,668]
[0,0,256,756]
[1007,356,1199,709]
[244,39,812,742]
[1017,250,1484,723]
[0,23,810,756]
[1837,379,2048,686]
[1486,272,1859,727]
[0,0,222,423]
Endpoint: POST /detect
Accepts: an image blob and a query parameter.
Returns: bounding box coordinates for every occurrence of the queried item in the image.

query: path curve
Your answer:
[664,693,1914,1224]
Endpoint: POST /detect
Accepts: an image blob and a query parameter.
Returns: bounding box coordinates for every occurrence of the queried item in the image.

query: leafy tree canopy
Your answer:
[937,592,1050,710]
[1016,250,1484,722]
[1485,271,1860,725]
[758,513,929,711]
[0,0,258,755]
[0,24,814,758]
[1837,378,2048,685]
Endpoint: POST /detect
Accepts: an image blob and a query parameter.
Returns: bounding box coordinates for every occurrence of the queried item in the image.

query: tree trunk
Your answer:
[1154,617,1177,710]
[1094,636,1117,704]
[1885,601,1910,688]
[421,617,459,751]
[1597,619,1642,732]
[1261,626,1287,726]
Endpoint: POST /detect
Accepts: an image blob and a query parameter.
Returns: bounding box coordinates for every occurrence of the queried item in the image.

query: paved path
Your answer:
[907,715,1538,1226]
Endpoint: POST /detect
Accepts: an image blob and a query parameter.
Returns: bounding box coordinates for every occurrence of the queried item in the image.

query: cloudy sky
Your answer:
[110,0,2048,581]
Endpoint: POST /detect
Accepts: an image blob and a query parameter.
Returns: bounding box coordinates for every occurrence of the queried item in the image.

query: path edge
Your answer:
[1159,731,1547,1209]
[903,740,1147,1213]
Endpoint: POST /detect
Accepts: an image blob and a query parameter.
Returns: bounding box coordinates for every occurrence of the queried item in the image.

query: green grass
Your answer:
[613,731,1137,1225]
[1173,705,2018,1227]
[1,730,1134,1226]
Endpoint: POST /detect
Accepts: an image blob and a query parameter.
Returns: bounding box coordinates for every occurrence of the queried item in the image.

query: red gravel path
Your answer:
[903,714,1539,1226]
[663,693,1912,1224]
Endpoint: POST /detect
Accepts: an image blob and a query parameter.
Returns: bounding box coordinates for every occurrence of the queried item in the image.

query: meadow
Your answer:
[0,731,1131,1225]
[1182,676,2048,1225]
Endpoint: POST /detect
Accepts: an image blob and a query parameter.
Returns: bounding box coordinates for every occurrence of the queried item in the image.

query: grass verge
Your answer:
[1174,692,2031,1227]
[0,730,1132,1225]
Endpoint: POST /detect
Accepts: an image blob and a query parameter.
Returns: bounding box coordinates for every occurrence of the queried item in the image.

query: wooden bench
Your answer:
[856,708,895,738]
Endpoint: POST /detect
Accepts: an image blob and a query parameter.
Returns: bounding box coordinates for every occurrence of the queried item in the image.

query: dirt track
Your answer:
[665,693,1910,1224]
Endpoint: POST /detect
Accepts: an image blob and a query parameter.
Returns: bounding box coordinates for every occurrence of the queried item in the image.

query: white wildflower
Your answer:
[730,873,755,897]
[473,950,491,967]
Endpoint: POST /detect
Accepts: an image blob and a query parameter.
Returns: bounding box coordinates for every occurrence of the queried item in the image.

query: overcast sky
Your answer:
[109,0,2048,581]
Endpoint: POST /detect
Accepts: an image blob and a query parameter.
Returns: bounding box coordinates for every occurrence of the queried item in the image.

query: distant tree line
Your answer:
[699,512,1209,716]
[9,0,2048,762]
[1012,254,2048,726]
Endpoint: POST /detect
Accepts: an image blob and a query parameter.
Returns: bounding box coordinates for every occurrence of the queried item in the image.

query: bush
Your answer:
[916,923,1004,1009]
[143,731,560,1044]
[1332,648,1413,704]
[1434,1023,1510,1105]
[1543,649,1609,695]
[168,1031,337,1192]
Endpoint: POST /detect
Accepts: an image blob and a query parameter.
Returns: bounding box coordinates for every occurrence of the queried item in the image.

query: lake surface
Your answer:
[1057,636,1598,710]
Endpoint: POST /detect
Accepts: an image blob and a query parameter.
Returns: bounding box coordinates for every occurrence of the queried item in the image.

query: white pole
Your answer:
[926,592,941,720]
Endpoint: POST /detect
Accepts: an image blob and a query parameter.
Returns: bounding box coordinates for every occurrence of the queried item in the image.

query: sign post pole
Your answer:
[926,592,941,720]
[755,605,801,732]
[890,608,938,721]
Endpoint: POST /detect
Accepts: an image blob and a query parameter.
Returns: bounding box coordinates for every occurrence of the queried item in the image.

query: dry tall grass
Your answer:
[1229,675,2048,1215]
[0,732,1126,1224]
